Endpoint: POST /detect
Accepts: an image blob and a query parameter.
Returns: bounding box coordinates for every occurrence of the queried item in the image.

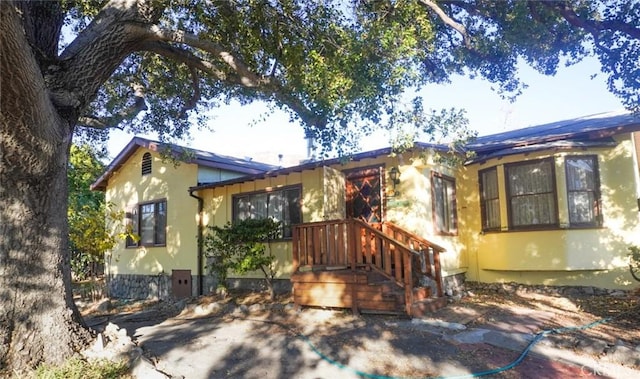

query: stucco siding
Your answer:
[105,148,199,276]
[200,173,306,280]
[461,135,640,289]
[197,152,467,281]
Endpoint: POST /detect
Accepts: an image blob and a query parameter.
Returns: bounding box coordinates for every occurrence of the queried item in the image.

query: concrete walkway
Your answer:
[99,303,639,379]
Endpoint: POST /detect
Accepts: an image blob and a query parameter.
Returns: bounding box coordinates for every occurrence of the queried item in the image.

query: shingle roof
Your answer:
[188,141,449,192]
[90,137,278,191]
[94,111,640,192]
[466,110,640,162]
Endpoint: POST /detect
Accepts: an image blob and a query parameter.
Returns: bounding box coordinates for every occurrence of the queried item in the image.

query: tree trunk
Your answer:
[0,4,91,373]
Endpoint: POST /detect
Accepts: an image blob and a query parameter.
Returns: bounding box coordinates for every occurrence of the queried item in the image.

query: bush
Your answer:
[204,218,281,299]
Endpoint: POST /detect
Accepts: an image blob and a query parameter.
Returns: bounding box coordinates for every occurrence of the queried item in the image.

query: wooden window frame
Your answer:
[431,171,458,236]
[505,158,559,231]
[125,199,167,248]
[565,155,602,228]
[479,166,501,232]
[232,184,302,240]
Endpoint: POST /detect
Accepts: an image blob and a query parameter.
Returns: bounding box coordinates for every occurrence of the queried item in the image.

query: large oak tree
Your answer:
[1,0,638,373]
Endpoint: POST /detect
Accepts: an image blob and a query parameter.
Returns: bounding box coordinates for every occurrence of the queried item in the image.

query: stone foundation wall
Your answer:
[107,274,171,300]
[436,274,630,299]
[466,281,629,297]
[442,273,467,296]
[107,274,219,300]
[225,278,292,294]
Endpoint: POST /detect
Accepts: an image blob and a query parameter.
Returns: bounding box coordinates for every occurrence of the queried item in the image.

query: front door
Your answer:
[345,167,382,224]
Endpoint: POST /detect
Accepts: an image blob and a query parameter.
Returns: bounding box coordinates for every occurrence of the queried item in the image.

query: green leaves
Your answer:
[61,0,639,154]
[68,144,125,279]
[204,218,281,291]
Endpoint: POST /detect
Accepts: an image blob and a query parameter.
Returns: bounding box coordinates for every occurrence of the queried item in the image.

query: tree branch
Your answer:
[180,66,200,118]
[140,41,228,82]
[271,90,327,131]
[418,0,472,48]
[540,1,640,40]
[77,84,147,129]
[127,24,269,87]
[140,39,324,130]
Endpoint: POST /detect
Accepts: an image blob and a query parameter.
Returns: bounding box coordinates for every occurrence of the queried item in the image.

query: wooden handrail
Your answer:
[353,222,415,286]
[352,219,416,315]
[292,218,445,313]
[383,221,446,253]
[382,221,445,297]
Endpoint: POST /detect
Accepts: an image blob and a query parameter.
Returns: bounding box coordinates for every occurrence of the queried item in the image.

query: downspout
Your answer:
[189,189,204,296]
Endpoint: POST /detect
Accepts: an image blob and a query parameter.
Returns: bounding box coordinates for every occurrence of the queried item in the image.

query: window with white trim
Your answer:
[233,186,302,239]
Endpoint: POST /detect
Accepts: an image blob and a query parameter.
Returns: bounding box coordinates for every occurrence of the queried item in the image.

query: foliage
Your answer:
[3,0,640,371]
[32,356,130,379]
[67,145,125,279]
[59,0,640,156]
[69,203,126,280]
[67,144,106,214]
[204,218,281,298]
[386,105,477,166]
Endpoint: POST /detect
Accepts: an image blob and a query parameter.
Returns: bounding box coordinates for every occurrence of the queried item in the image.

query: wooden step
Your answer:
[291,267,447,316]
[410,297,448,317]
[291,269,367,284]
[412,286,431,301]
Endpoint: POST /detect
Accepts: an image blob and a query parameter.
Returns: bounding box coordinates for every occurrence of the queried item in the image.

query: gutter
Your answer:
[189,189,204,296]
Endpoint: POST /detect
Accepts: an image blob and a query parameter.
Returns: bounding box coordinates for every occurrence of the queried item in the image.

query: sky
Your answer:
[106,56,625,166]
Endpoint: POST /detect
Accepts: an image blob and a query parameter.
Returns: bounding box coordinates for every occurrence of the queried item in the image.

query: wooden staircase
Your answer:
[290,219,447,317]
[292,270,404,313]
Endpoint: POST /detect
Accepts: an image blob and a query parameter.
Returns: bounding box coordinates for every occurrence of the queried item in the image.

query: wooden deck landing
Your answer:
[291,219,447,316]
[291,269,404,313]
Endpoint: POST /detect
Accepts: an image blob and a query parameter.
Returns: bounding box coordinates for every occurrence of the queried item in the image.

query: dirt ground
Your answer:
[80,284,640,378]
[436,285,640,347]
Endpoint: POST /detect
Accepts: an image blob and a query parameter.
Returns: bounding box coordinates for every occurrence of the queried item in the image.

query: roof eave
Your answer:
[189,142,452,192]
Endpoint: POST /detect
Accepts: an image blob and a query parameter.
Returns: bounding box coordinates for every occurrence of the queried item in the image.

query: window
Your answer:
[505,158,558,229]
[125,199,167,247]
[125,207,138,248]
[431,172,457,235]
[233,186,302,238]
[479,167,500,231]
[141,152,152,175]
[565,156,601,226]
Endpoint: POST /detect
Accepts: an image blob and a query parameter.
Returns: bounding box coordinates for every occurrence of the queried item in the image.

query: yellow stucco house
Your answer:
[92,111,640,315]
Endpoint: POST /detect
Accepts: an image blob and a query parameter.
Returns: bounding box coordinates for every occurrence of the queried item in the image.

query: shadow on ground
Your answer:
[80,287,638,379]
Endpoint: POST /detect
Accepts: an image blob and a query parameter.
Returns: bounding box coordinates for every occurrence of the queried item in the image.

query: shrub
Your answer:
[204,218,281,299]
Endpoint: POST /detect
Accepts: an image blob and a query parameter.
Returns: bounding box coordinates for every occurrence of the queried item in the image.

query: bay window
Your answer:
[505,158,558,229]
[565,155,601,227]
[479,155,603,232]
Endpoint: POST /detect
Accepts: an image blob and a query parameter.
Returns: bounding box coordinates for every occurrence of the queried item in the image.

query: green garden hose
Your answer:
[294,317,612,379]
[231,303,640,379]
